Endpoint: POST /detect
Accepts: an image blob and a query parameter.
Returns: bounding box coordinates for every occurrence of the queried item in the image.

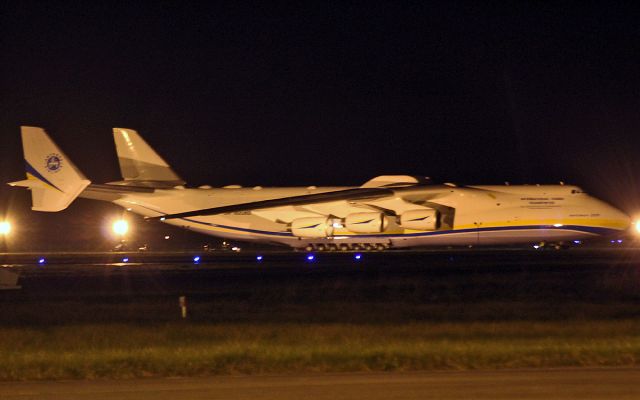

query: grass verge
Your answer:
[1,320,639,380]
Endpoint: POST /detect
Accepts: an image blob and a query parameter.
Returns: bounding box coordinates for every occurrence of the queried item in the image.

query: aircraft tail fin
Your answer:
[8,126,91,212]
[111,128,185,188]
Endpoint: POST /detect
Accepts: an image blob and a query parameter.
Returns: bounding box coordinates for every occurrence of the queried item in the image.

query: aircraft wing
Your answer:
[149,187,398,220]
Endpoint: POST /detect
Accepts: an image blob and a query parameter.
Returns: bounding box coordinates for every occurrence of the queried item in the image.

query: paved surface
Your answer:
[3,248,640,325]
[2,369,640,400]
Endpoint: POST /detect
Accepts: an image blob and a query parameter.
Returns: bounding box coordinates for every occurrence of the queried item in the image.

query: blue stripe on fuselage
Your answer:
[179,218,619,239]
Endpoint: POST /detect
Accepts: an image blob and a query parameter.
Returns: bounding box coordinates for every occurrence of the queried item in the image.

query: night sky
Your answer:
[1,2,640,249]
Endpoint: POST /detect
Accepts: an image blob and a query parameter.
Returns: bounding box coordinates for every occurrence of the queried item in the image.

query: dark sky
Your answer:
[1,2,640,249]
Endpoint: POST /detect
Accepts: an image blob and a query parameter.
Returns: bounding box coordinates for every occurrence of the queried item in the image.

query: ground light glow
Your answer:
[0,221,11,235]
[635,220,640,234]
[112,220,129,236]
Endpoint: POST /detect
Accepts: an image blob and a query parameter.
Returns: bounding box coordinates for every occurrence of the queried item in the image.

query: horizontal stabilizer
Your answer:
[8,179,42,189]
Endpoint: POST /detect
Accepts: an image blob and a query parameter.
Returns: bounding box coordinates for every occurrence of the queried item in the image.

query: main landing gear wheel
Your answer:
[303,243,390,252]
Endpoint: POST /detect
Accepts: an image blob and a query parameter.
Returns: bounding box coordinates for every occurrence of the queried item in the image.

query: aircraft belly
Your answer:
[390,228,598,248]
[477,228,597,244]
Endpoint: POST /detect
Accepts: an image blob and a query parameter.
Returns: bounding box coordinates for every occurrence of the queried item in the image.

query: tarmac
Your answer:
[2,247,640,325]
[2,368,640,400]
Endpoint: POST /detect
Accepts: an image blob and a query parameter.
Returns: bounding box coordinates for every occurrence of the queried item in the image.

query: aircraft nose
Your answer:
[605,203,631,230]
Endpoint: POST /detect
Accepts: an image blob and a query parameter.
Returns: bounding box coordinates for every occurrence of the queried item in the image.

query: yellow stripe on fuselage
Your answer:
[453,218,629,232]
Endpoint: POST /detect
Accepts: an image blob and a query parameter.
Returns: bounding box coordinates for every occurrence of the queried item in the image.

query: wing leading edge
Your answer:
[148,187,399,220]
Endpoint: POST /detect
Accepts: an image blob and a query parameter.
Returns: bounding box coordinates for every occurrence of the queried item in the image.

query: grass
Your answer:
[3,256,640,380]
[1,320,639,380]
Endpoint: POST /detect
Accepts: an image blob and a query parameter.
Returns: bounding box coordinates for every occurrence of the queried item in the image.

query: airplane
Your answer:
[9,126,632,251]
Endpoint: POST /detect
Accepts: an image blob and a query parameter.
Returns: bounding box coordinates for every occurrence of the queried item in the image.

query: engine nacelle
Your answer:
[399,209,439,230]
[291,217,333,238]
[344,212,388,233]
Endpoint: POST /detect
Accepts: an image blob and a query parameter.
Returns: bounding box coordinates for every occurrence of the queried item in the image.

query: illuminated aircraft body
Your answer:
[9,126,631,250]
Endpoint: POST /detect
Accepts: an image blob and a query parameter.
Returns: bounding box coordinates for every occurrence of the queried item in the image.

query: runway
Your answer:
[2,248,640,325]
[2,368,640,399]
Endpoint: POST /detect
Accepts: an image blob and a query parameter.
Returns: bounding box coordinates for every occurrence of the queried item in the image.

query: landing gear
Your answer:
[302,242,390,252]
[533,241,571,250]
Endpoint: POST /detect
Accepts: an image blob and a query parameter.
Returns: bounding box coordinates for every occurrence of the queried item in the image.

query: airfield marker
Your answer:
[179,296,187,319]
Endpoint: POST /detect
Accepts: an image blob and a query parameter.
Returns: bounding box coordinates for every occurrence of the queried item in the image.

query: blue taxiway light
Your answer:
[122,258,129,263]
[256,255,263,261]
[193,256,201,263]
[38,258,45,264]
[354,253,362,260]
[306,254,315,261]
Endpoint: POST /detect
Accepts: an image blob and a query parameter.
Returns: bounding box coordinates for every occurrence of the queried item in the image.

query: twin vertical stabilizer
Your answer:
[9,126,184,212]
[111,128,184,187]
[8,126,91,212]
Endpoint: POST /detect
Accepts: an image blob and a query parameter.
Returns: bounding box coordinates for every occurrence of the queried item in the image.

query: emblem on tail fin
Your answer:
[45,153,62,173]
[10,126,91,212]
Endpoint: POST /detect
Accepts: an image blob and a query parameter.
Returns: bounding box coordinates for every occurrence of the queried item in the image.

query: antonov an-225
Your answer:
[9,126,631,251]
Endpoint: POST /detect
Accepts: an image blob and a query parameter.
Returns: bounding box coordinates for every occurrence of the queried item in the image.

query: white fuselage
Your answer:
[19,127,629,250]
[82,183,630,249]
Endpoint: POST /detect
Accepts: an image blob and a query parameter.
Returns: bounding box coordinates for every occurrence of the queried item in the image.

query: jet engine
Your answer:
[344,212,388,233]
[291,217,333,238]
[399,209,439,230]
